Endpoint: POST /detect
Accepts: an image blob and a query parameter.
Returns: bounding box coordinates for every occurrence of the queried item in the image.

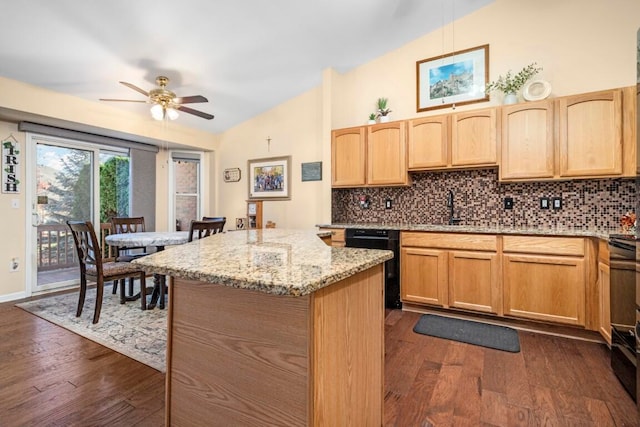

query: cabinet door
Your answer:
[318,228,345,247]
[503,254,585,326]
[598,261,611,345]
[407,115,449,170]
[500,100,555,180]
[449,251,499,314]
[331,127,366,187]
[400,247,447,306]
[367,122,408,185]
[558,89,623,177]
[451,108,497,166]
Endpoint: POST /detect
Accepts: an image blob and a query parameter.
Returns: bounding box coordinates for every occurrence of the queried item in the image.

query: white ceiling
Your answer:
[1,0,493,135]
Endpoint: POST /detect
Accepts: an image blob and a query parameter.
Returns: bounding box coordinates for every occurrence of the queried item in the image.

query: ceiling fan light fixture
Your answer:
[150,104,179,121]
[150,104,164,120]
[166,107,179,120]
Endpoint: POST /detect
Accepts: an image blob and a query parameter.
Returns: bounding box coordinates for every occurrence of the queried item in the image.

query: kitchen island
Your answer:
[133,229,393,426]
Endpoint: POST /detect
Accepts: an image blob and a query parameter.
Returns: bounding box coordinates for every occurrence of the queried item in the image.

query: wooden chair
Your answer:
[110,216,151,295]
[67,220,147,324]
[202,216,226,232]
[188,219,226,242]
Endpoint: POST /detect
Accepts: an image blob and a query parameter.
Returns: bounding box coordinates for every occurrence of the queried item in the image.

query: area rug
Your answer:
[413,314,521,353]
[16,287,167,372]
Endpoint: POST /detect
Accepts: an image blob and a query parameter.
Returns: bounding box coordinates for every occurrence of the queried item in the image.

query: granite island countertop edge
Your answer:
[132,229,393,297]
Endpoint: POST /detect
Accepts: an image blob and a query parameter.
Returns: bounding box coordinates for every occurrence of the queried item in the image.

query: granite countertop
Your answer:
[132,229,393,296]
[317,223,624,240]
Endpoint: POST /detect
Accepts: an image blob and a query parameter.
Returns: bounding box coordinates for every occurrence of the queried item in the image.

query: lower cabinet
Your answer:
[401,233,499,314]
[502,236,587,326]
[318,228,345,247]
[401,232,595,330]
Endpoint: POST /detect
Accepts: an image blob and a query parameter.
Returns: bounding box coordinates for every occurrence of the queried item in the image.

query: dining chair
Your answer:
[202,216,226,232]
[188,219,226,242]
[67,220,147,324]
[110,216,151,295]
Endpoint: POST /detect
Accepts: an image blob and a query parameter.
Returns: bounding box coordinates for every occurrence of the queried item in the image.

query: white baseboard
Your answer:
[0,291,28,303]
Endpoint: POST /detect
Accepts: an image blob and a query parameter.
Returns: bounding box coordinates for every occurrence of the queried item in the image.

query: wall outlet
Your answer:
[552,197,562,210]
[9,257,19,272]
[540,197,550,209]
[385,199,392,209]
[504,197,514,210]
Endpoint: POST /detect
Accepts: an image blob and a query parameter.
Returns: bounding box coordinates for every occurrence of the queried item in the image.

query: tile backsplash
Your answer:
[332,168,637,229]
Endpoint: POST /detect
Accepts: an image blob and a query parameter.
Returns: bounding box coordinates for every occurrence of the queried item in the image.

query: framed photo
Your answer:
[416,44,489,112]
[223,167,241,182]
[301,161,322,182]
[248,155,291,200]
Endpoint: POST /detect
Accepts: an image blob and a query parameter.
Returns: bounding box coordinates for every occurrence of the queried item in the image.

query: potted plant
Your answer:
[367,113,377,125]
[486,62,542,104]
[376,97,392,122]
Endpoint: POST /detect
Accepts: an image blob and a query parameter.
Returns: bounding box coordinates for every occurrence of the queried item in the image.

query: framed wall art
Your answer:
[247,155,291,200]
[416,44,489,112]
[223,167,241,182]
[301,161,322,182]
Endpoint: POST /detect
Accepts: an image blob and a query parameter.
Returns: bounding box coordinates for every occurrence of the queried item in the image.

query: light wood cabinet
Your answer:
[503,236,586,326]
[500,100,555,180]
[401,247,448,306]
[451,108,498,167]
[407,115,449,169]
[367,122,409,185]
[449,250,500,314]
[318,227,345,247]
[559,89,623,177]
[596,239,611,344]
[500,87,636,181]
[401,232,499,313]
[247,200,263,229]
[331,127,366,187]
[407,108,497,171]
[331,122,408,187]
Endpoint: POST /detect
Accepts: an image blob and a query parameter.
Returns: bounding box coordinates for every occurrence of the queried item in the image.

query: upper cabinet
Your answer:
[500,100,555,180]
[558,90,623,177]
[367,122,409,186]
[451,108,498,167]
[331,126,367,187]
[331,122,408,188]
[407,108,498,171]
[500,87,636,181]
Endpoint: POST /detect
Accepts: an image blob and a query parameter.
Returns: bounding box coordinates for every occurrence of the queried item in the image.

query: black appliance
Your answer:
[609,234,637,401]
[345,228,401,309]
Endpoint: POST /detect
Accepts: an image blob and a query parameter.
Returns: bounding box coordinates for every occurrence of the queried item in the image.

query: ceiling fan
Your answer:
[100,76,214,121]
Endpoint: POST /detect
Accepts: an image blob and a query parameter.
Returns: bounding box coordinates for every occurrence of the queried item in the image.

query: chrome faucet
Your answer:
[447,190,462,225]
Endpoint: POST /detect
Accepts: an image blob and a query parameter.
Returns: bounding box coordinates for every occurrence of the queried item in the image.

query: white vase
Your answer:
[367,120,376,125]
[379,115,390,123]
[503,93,518,105]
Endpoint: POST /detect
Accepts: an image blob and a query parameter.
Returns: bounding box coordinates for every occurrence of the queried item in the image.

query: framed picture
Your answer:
[416,44,489,112]
[223,167,241,182]
[248,155,291,200]
[301,161,322,182]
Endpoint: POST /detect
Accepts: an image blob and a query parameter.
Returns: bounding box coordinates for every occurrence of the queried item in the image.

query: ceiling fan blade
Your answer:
[176,105,214,120]
[119,81,149,97]
[99,98,148,103]
[174,95,208,104]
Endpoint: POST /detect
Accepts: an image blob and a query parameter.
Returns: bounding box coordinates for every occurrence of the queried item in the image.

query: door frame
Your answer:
[25,133,110,294]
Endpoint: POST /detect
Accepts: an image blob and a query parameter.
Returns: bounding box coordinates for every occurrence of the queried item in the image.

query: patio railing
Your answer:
[37,223,114,271]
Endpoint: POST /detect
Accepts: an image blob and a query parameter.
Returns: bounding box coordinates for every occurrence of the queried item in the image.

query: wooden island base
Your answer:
[165,265,384,426]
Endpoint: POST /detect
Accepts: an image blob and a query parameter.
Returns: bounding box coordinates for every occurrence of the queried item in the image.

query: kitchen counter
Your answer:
[135,228,388,425]
[133,228,392,296]
[317,222,623,240]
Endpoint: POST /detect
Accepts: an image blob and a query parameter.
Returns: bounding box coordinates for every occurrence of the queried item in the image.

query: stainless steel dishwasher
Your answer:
[345,228,401,309]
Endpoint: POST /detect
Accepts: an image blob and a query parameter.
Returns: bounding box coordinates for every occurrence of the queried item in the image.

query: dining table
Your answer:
[105,231,190,309]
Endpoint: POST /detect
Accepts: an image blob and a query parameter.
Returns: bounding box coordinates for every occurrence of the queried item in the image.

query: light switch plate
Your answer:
[540,197,549,209]
[552,197,562,210]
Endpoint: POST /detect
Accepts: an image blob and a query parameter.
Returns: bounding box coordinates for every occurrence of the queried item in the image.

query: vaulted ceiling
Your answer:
[1,0,493,134]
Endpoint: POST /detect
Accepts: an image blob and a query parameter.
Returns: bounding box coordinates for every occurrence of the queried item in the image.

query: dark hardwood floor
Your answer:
[1,302,637,426]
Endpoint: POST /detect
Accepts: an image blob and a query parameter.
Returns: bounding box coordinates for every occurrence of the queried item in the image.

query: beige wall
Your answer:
[331,0,640,129]
[0,0,638,300]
